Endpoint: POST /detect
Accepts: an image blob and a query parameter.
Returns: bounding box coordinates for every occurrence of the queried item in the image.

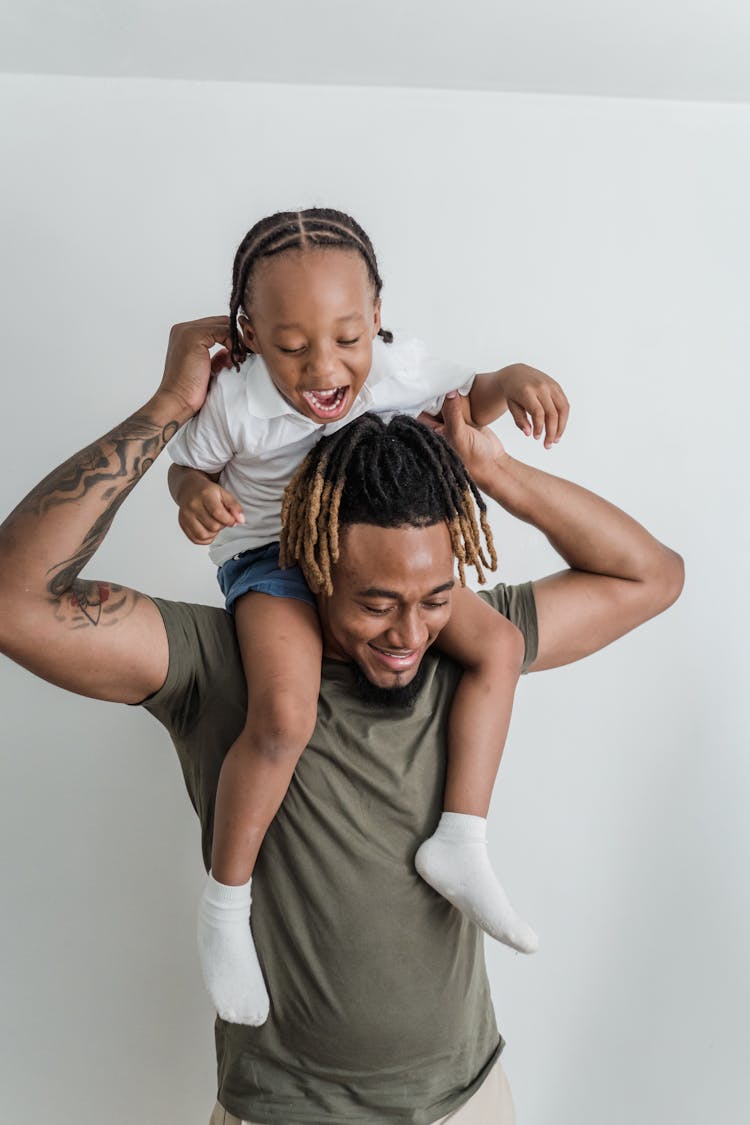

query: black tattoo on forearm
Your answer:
[46,485,134,599]
[2,411,180,625]
[16,417,180,518]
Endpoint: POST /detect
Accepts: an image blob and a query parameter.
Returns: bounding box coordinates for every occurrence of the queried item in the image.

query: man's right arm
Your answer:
[0,318,232,704]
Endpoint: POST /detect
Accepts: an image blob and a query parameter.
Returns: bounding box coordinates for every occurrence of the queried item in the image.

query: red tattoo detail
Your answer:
[68,583,110,625]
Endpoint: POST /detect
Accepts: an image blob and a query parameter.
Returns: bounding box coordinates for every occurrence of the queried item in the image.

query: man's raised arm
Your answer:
[435,392,684,671]
[0,318,231,703]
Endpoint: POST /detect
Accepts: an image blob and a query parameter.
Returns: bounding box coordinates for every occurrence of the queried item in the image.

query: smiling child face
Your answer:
[239,247,382,423]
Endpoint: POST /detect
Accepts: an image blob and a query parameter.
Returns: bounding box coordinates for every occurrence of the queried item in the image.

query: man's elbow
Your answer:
[647,546,685,616]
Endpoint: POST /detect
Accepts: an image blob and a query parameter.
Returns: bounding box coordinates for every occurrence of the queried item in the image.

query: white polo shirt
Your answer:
[168,334,475,565]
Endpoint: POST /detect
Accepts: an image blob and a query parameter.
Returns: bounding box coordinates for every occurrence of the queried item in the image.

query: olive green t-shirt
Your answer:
[143,582,537,1124]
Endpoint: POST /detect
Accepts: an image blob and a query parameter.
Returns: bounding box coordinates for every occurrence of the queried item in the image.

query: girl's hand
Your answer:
[497,363,569,449]
[173,467,245,545]
[419,392,508,493]
[158,317,233,418]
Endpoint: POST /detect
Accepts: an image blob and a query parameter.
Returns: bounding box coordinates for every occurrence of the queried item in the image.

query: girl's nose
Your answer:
[305,343,338,382]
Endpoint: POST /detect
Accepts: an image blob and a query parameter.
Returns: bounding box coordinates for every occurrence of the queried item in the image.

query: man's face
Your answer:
[316,522,456,688]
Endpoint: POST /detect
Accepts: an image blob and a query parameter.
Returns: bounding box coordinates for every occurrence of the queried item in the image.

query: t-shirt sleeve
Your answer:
[139,597,239,736]
[168,373,236,473]
[412,344,476,417]
[477,581,538,673]
[374,336,476,417]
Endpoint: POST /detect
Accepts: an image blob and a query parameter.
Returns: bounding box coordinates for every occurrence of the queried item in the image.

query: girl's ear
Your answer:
[372,297,382,337]
[238,312,262,355]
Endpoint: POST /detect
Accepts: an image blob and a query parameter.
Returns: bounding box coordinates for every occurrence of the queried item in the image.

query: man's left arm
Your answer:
[435,392,684,671]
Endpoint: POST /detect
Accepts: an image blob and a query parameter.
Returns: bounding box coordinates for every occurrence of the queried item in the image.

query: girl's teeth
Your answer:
[304,388,346,413]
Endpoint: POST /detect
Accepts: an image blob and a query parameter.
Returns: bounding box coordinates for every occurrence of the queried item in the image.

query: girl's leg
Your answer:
[198,592,323,1025]
[414,587,538,953]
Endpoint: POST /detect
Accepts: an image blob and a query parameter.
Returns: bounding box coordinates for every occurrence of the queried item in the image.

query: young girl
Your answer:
[168,208,568,1026]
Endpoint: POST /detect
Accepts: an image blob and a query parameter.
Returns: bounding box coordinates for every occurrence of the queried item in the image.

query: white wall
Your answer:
[0,74,747,1124]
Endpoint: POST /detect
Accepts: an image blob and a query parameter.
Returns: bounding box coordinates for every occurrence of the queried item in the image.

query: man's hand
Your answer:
[170,465,245,545]
[158,317,233,418]
[420,391,507,494]
[469,363,569,448]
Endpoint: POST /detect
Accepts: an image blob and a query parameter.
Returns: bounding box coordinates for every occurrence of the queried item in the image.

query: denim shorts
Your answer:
[217,541,316,613]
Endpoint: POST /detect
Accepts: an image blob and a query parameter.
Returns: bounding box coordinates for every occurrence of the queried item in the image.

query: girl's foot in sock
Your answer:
[197,873,270,1025]
[415,812,539,954]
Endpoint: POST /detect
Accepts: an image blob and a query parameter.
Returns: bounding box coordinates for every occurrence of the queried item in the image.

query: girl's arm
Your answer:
[166,344,244,545]
[468,363,570,448]
[168,463,244,546]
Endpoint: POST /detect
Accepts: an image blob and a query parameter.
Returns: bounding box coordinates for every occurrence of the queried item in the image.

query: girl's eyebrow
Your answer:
[274,312,365,331]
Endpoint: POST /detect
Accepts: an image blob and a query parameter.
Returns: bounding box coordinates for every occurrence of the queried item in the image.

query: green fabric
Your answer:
[143,582,538,1124]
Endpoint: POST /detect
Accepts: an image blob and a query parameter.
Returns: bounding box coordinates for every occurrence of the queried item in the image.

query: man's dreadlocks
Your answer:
[280,413,497,596]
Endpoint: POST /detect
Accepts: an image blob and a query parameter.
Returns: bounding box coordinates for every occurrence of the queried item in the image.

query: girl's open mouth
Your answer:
[301,387,349,419]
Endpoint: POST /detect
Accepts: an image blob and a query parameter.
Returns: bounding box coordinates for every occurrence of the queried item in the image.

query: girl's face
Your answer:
[239,248,381,423]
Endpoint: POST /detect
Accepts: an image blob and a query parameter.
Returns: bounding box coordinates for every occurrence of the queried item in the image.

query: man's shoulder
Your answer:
[477,581,538,673]
[140,597,241,729]
[149,596,234,641]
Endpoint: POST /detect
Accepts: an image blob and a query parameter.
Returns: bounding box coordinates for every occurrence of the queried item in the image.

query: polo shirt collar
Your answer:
[243,355,296,419]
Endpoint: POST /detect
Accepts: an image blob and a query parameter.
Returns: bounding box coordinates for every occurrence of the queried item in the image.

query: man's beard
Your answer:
[351,659,429,710]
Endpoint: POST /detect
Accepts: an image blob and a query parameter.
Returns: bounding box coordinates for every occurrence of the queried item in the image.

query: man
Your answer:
[0,319,683,1124]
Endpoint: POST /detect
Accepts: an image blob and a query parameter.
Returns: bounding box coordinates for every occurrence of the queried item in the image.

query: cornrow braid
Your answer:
[280,413,498,597]
[228,208,394,369]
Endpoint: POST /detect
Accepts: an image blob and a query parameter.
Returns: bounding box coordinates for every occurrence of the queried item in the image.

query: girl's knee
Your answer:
[243,697,317,763]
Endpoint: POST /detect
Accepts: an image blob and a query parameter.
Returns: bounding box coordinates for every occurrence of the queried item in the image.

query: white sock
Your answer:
[414,812,539,954]
[197,873,270,1025]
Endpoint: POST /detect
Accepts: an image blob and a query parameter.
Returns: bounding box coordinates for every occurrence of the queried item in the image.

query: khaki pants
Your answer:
[209,1058,515,1124]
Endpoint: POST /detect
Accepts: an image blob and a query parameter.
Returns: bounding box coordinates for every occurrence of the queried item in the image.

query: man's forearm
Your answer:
[0,390,190,601]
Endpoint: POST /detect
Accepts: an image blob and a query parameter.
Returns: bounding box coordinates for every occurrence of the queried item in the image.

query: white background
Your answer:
[3,0,750,103]
[0,71,748,1124]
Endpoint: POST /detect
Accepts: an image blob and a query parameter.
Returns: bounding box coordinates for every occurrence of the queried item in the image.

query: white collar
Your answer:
[243,355,297,420]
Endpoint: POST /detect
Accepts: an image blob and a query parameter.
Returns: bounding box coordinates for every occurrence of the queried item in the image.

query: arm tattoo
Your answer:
[3,411,180,627]
[19,417,180,517]
[52,580,140,630]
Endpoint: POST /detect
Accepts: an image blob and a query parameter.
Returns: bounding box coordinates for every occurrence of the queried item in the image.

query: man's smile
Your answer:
[367,643,421,672]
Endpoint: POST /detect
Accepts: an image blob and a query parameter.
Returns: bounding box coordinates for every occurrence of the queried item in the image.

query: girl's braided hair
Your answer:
[280,413,497,596]
[229,207,393,369]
